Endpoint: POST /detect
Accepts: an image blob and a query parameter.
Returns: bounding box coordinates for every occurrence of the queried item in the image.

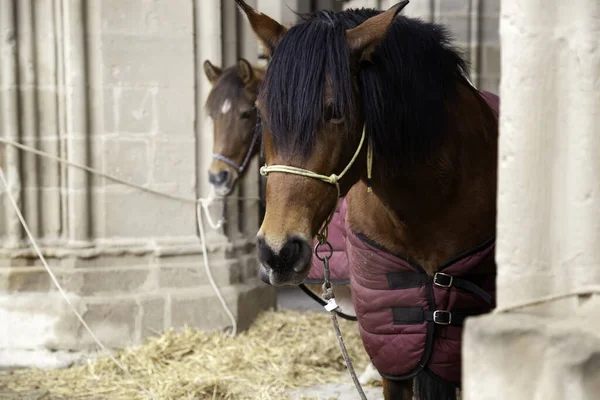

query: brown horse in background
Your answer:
[203,58,264,197]
[236,1,499,399]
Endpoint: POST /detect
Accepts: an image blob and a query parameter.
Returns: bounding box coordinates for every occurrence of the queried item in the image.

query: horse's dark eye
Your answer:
[324,105,344,124]
[240,111,251,120]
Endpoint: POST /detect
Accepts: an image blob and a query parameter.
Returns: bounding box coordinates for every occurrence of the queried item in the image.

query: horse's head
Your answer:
[236,0,409,285]
[204,58,262,196]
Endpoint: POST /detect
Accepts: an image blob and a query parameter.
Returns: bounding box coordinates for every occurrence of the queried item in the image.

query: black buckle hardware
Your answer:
[433,310,452,325]
[433,272,453,288]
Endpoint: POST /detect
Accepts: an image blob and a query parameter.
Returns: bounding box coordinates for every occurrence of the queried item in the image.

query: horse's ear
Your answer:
[345,0,409,62]
[203,60,222,84]
[235,0,287,57]
[237,58,254,86]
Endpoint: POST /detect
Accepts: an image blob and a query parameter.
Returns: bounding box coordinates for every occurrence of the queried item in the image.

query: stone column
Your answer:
[462,1,600,399]
[0,0,23,249]
[63,0,91,247]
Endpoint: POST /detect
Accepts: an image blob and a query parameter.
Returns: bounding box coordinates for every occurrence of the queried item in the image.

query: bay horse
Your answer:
[203,58,382,384]
[236,1,499,399]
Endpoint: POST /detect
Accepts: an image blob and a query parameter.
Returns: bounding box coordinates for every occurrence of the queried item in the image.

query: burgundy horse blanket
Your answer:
[302,90,499,386]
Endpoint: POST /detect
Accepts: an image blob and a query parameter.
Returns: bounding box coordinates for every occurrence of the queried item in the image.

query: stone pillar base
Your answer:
[0,246,277,369]
[463,298,600,400]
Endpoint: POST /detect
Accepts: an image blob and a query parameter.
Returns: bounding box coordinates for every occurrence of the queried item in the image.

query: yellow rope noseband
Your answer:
[259,127,373,240]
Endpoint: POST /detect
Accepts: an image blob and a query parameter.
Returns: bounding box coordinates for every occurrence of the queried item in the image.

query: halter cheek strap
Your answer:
[259,127,373,240]
[212,128,261,176]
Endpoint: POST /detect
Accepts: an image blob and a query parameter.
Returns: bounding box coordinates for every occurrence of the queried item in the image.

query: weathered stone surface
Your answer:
[153,87,195,136]
[101,36,193,87]
[0,293,86,361]
[482,45,501,77]
[103,138,150,185]
[152,138,196,185]
[53,267,154,295]
[236,280,278,331]
[157,260,242,289]
[138,295,166,339]
[168,282,276,333]
[169,286,240,332]
[0,267,51,292]
[78,297,140,349]
[464,307,600,400]
[101,188,196,238]
[100,0,193,35]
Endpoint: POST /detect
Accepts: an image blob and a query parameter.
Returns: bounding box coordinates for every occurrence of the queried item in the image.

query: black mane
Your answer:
[259,8,471,167]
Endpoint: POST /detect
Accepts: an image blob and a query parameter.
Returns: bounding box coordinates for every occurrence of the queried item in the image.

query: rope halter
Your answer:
[259,127,373,241]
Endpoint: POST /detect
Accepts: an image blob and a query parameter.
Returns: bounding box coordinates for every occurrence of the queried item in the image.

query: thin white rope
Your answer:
[197,199,237,336]
[0,137,260,203]
[0,167,157,400]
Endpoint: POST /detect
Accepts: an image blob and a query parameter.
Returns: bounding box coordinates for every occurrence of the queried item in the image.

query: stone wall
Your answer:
[0,0,275,369]
[345,0,501,94]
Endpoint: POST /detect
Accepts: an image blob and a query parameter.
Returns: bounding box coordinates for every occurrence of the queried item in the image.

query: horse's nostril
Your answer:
[257,236,310,275]
[209,170,230,186]
[281,238,302,262]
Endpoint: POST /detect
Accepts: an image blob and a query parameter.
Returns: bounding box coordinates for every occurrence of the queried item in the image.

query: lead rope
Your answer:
[260,127,372,400]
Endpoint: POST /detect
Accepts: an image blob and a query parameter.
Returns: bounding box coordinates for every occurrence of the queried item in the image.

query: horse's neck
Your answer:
[346,85,498,274]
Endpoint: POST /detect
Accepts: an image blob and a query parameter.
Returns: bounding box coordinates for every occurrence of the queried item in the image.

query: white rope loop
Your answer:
[0,138,245,397]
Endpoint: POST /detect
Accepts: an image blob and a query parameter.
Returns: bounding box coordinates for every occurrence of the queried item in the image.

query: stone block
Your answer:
[482,45,501,78]
[236,281,277,331]
[78,297,140,349]
[35,90,60,140]
[168,281,277,333]
[438,15,470,43]
[481,1,501,17]
[60,254,153,269]
[0,292,86,354]
[0,267,51,292]
[169,287,239,332]
[35,188,62,240]
[0,195,6,240]
[53,267,154,295]
[112,87,158,135]
[138,295,166,338]
[154,87,195,137]
[438,0,469,14]
[102,187,197,238]
[102,36,194,87]
[157,260,242,289]
[103,138,150,186]
[481,16,500,44]
[100,0,193,36]
[152,138,196,185]
[463,307,600,400]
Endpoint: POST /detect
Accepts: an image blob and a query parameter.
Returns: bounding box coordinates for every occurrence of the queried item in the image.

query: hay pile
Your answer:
[0,310,371,400]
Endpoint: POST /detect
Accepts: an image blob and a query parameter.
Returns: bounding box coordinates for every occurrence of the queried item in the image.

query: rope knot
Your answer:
[322,286,335,301]
[259,165,268,176]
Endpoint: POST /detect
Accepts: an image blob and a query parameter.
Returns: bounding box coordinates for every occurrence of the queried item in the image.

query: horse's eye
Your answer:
[240,111,251,120]
[324,105,344,124]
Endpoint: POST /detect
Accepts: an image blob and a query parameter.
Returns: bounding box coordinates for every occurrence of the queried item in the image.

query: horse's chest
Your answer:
[346,229,496,386]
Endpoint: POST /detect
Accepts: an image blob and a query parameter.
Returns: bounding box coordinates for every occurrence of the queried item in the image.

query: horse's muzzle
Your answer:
[256,235,312,286]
